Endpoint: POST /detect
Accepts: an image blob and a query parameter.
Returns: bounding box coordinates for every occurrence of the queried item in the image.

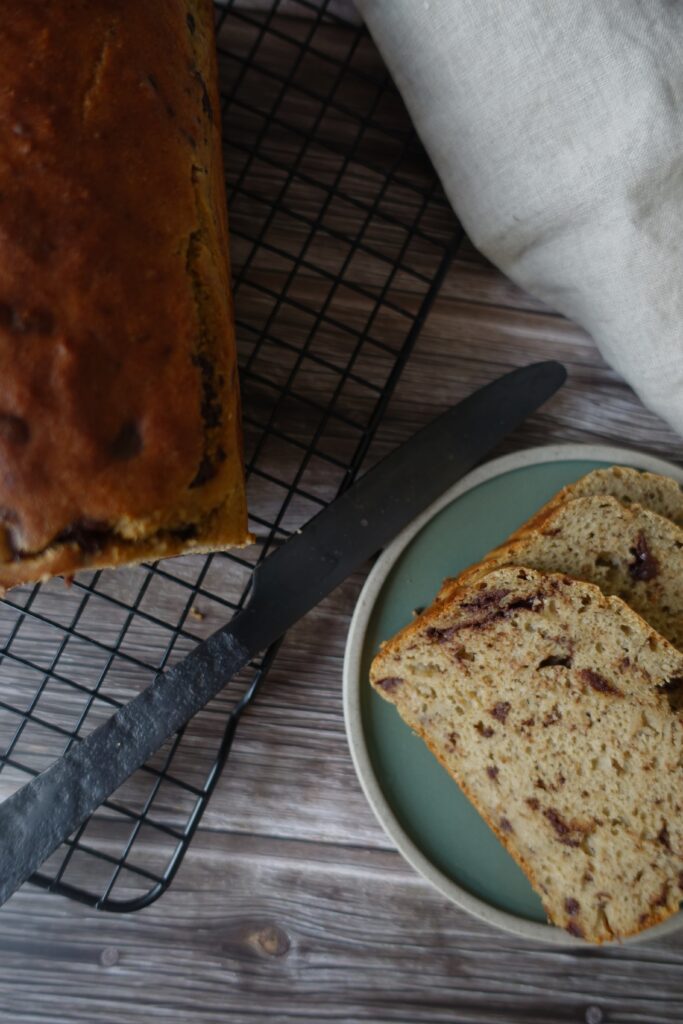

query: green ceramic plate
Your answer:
[343,444,683,944]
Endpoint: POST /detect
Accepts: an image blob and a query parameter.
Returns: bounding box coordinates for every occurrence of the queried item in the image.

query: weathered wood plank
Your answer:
[1,832,682,1024]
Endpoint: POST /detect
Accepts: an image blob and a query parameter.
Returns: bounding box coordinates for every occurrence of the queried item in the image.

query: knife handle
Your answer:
[0,613,258,908]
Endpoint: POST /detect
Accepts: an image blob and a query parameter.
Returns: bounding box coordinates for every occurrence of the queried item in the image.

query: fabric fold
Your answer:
[356,0,683,436]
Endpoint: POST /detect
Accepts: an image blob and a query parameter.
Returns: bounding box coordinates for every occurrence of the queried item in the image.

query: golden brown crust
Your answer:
[438,467,683,604]
[0,0,251,589]
[543,466,683,526]
[435,494,683,652]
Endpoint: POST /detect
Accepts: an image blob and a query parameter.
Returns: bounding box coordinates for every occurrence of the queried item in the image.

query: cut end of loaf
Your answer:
[371,567,683,943]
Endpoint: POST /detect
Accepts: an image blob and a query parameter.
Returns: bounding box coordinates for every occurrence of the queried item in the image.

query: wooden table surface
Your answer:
[2,10,683,1024]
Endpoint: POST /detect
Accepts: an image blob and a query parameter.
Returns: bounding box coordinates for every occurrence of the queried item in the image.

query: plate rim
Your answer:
[343,442,683,946]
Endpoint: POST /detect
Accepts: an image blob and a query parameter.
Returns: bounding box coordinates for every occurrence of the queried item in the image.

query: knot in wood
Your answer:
[249,924,290,958]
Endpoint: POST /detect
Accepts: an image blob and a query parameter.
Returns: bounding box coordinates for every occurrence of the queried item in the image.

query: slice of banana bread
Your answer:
[545,466,683,525]
[438,496,683,649]
[370,566,683,942]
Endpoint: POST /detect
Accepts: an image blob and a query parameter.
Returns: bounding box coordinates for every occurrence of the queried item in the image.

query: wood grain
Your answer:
[1,8,683,1024]
[1,828,683,1024]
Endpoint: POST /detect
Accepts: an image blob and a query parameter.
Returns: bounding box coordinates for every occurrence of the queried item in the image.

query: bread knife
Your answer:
[0,360,566,906]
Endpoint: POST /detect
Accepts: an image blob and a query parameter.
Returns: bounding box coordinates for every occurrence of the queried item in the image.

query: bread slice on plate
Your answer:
[437,495,683,650]
[544,466,683,526]
[370,566,683,943]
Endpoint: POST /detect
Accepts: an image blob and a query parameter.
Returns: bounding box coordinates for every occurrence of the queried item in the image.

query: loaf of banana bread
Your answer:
[0,0,251,591]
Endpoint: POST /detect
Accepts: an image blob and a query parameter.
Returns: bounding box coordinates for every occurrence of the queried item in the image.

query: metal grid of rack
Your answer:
[0,0,460,911]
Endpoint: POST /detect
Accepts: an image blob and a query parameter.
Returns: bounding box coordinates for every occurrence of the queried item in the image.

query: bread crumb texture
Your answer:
[371,566,683,943]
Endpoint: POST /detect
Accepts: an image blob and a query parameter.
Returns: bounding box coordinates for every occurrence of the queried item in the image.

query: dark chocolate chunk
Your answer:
[0,414,29,445]
[508,593,545,613]
[428,589,545,640]
[566,921,584,938]
[543,807,581,847]
[190,454,216,488]
[542,704,562,727]
[187,338,225,490]
[461,588,511,611]
[110,421,142,461]
[191,352,223,430]
[628,531,659,582]
[657,822,671,851]
[174,524,198,542]
[376,677,403,694]
[486,765,499,782]
[426,625,458,643]
[565,897,580,916]
[526,797,540,811]
[500,817,513,833]
[55,518,111,555]
[474,721,494,738]
[0,301,53,335]
[490,701,511,723]
[190,446,226,489]
[579,668,622,697]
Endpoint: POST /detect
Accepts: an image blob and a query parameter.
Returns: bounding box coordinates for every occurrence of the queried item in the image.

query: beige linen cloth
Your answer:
[356,0,683,436]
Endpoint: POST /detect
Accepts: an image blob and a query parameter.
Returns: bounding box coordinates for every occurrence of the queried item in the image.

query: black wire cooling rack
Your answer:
[0,0,461,911]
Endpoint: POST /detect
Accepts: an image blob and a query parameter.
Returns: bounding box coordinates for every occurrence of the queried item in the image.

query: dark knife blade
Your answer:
[0,360,565,906]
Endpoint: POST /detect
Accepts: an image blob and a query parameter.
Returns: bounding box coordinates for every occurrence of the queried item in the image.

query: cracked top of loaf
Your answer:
[0,0,250,589]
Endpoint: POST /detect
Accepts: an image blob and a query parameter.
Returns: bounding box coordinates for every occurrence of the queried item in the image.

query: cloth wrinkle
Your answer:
[357,0,683,436]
